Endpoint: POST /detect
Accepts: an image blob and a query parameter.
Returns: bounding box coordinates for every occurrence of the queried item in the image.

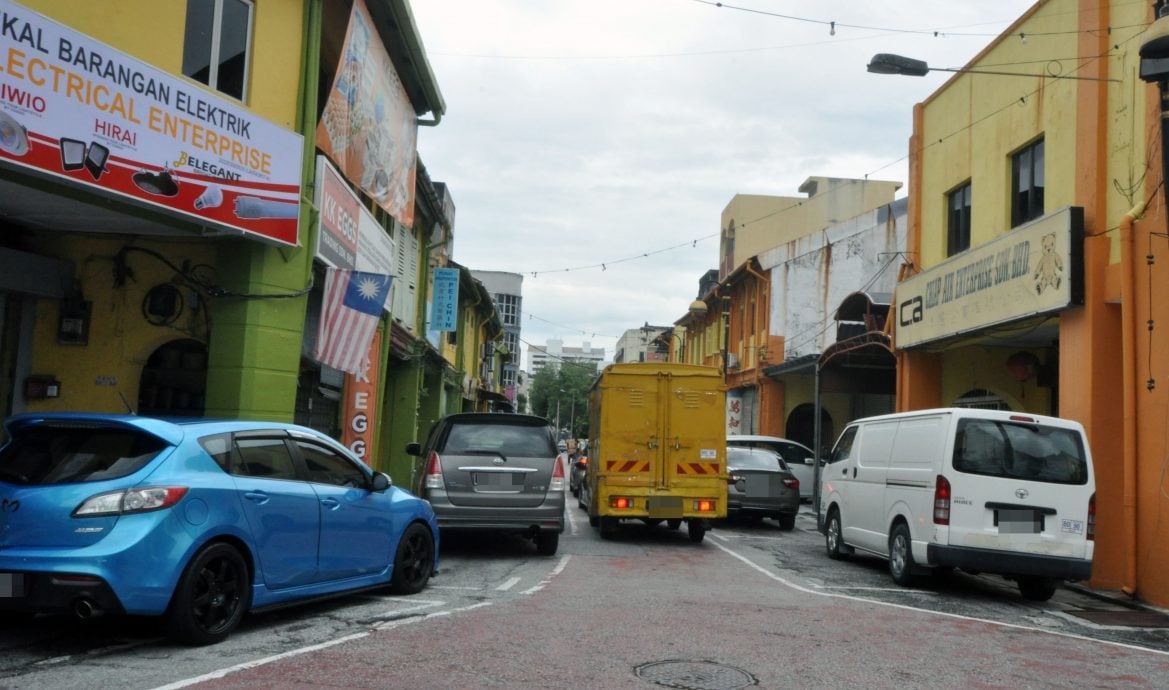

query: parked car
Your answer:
[725,446,800,530]
[568,452,588,497]
[0,413,438,645]
[406,413,564,555]
[727,435,817,501]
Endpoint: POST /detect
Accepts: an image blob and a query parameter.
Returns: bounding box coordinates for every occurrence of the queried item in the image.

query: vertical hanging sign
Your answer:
[343,330,382,464]
[431,267,459,332]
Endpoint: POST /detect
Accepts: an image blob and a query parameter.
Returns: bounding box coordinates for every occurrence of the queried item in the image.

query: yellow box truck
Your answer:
[581,362,727,543]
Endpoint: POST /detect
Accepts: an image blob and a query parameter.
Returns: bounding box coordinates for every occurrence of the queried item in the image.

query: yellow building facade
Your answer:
[897,0,1169,604]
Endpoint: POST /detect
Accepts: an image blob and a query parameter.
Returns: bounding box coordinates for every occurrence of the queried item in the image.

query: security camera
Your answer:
[1140,14,1169,82]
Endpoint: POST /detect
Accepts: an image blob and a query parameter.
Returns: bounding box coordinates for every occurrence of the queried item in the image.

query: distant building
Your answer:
[471,270,523,402]
[526,339,605,377]
[614,323,670,363]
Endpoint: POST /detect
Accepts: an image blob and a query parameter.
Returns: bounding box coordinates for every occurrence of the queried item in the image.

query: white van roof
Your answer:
[844,407,1084,431]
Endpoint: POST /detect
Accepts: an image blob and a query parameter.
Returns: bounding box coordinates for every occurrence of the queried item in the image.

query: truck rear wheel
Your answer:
[599,516,619,539]
[687,521,706,543]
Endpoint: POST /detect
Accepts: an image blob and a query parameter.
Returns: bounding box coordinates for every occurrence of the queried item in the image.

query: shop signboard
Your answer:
[342,329,381,464]
[431,267,458,332]
[0,0,303,246]
[895,207,1083,349]
[314,156,395,303]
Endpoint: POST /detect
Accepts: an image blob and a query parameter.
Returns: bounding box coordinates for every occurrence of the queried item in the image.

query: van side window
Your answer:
[953,419,1088,485]
[828,427,857,464]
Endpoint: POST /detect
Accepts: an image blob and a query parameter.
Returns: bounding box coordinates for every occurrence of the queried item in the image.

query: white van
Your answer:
[818,408,1094,601]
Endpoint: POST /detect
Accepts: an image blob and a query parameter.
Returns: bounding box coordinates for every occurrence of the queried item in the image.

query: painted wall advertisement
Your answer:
[316,0,417,229]
[314,156,395,308]
[0,1,303,246]
[342,329,381,464]
[895,207,1083,349]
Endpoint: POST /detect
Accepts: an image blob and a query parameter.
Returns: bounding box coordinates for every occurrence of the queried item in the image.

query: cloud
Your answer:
[411,0,1037,366]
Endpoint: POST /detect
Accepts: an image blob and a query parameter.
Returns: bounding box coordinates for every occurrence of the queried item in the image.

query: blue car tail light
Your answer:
[72,486,189,517]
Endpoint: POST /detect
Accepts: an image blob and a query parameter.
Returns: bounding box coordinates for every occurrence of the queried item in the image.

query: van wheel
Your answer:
[888,523,917,587]
[824,509,848,560]
[535,532,559,556]
[1018,576,1057,602]
[687,521,706,543]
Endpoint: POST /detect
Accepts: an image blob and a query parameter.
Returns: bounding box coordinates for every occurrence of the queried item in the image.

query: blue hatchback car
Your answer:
[0,413,438,645]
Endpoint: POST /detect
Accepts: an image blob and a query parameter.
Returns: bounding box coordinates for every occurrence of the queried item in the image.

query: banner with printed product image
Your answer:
[316,0,417,229]
[0,0,303,246]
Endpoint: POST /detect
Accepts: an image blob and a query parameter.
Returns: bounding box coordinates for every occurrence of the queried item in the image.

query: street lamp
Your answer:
[867,52,1118,82]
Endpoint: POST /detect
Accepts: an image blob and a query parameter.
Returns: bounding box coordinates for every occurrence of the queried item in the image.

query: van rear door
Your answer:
[945,415,1093,560]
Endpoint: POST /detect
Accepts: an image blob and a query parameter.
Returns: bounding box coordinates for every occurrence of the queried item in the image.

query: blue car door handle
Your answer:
[321,497,340,510]
[244,491,269,504]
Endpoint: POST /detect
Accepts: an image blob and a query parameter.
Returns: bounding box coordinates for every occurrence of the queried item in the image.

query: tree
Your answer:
[528,361,597,438]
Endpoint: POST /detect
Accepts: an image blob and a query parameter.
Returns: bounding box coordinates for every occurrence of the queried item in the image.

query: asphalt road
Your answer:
[2,503,1168,689]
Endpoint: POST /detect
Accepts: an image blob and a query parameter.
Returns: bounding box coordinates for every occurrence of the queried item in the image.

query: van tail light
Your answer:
[424,451,444,489]
[1087,493,1096,541]
[933,475,951,525]
[550,455,566,492]
[783,477,800,491]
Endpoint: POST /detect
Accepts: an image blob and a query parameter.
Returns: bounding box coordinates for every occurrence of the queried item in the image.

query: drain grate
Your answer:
[1067,610,1169,628]
[634,660,757,690]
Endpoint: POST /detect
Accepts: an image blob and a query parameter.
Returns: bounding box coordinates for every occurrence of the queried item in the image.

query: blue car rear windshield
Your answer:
[0,425,167,485]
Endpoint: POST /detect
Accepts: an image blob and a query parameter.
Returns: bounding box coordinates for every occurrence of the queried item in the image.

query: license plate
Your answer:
[997,509,1042,534]
[475,472,521,487]
[0,572,25,598]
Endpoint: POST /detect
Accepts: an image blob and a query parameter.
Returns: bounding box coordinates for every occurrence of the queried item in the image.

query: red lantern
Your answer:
[1006,351,1040,382]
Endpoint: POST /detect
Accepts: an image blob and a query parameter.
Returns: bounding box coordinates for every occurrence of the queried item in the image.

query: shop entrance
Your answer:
[137,339,207,416]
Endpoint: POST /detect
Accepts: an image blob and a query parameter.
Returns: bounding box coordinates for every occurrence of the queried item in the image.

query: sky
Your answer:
[408,0,1040,367]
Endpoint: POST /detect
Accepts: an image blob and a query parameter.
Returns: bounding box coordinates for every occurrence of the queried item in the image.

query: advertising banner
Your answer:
[0,1,303,246]
[895,207,1083,349]
[431,267,459,332]
[316,0,417,229]
[342,329,382,464]
[314,155,395,286]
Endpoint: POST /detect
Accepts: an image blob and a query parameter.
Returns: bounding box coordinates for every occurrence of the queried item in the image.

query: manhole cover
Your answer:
[1067,610,1169,628]
[635,660,757,690]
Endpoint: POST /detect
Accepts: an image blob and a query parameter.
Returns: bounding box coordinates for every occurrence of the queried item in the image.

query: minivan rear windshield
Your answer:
[0,425,167,485]
[444,423,556,458]
[952,419,1088,485]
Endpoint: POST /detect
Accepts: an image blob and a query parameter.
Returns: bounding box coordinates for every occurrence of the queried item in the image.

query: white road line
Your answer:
[566,503,580,536]
[430,585,483,591]
[496,577,522,591]
[710,539,1169,658]
[521,554,571,595]
[813,585,938,595]
[152,602,494,690]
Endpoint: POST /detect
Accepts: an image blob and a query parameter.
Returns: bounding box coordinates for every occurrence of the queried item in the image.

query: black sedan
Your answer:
[725,446,800,530]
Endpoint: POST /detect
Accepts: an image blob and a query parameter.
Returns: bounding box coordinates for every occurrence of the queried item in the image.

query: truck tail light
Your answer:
[550,455,565,492]
[1087,493,1096,541]
[692,499,715,513]
[424,451,444,489]
[610,496,633,509]
[933,474,951,525]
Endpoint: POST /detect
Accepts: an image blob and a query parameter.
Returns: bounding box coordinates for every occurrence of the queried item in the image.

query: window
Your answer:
[296,441,367,488]
[234,437,298,480]
[0,426,165,485]
[952,419,1087,485]
[1012,139,1045,227]
[182,0,253,100]
[947,182,972,256]
[828,426,857,464]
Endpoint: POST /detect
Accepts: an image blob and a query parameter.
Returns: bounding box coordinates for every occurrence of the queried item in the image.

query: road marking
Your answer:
[496,577,522,591]
[814,585,938,595]
[522,554,571,595]
[152,602,494,690]
[430,585,483,591]
[710,539,1169,658]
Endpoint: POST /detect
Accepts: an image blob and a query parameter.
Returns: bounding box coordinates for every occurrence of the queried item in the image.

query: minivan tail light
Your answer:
[550,455,565,492]
[933,475,951,525]
[1087,492,1096,541]
[424,451,444,490]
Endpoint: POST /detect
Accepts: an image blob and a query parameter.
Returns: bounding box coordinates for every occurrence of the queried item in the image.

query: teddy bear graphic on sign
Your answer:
[1033,232,1063,294]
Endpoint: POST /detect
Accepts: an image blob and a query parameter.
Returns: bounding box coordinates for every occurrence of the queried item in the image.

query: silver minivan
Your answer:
[406,413,565,555]
[819,408,1094,601]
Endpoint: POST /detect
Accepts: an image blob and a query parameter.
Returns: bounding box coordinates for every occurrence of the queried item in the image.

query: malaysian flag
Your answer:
[315,268,392,375]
